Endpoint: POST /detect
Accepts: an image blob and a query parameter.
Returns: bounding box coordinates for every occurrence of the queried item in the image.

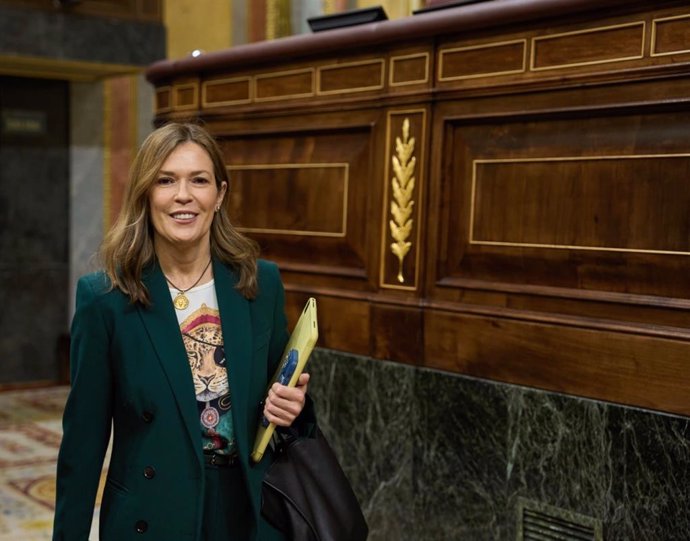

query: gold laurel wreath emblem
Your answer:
[389,118,416,283]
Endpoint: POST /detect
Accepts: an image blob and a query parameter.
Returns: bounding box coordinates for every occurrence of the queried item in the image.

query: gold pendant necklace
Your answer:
[164,258,213,310]
[173,292,190,310]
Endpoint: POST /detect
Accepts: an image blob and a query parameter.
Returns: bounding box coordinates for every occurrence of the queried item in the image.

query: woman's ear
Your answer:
[217,180,228,208]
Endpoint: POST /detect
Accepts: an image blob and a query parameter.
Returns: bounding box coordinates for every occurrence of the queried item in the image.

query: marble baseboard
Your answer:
[307,349,690,540]
[308,350,417,540]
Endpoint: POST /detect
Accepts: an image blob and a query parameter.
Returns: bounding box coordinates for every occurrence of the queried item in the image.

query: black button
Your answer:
[135,520,148,533]
[143,466,155,479]
[142,411,154,423]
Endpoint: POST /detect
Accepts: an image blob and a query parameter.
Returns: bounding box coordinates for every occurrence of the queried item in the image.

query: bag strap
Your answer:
[270,426,299,454]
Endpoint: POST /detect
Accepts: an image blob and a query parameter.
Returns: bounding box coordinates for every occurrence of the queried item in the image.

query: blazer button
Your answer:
[143,466,156,479]
[142,411,154,423]
[135,520,148,533]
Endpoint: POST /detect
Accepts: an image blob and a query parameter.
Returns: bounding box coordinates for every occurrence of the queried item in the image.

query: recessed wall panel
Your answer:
[203,77,251,107]
[652,14,690,56]
[216,124,376,284]
[439,40,525,80]
[471,155,690,254]
[228,163,347,237]
[532,23,644,70]
[317,59,385,94]
[255,69,314,101]
[390,53,429,86]
[436,109,690,298]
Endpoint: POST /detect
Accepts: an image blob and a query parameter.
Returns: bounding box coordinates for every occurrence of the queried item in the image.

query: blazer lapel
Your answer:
[137,262,202,464]
[212,259,253,461]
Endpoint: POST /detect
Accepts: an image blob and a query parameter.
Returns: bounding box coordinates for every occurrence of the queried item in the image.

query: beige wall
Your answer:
[163,0,422,57]
[357,0,423,19]
[164,0,233,59]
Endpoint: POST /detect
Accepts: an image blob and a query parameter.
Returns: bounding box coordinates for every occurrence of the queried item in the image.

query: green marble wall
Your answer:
[308,349,690,540]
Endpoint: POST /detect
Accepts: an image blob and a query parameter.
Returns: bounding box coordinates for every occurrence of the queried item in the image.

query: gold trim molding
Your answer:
[172,82,199,111]
[389,52,430,87]
[155,85,172,113]
[651,14,690,57]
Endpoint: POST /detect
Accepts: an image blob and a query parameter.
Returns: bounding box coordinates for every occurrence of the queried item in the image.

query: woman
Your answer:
[53,122,314,541]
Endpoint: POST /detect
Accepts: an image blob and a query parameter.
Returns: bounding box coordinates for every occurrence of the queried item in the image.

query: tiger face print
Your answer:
[180,306,227,402]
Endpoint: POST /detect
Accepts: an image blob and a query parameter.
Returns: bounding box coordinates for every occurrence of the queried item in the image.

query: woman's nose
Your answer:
[175,180,192,201]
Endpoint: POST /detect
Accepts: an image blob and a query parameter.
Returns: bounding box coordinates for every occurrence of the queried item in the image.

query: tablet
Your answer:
[251,297,318,462]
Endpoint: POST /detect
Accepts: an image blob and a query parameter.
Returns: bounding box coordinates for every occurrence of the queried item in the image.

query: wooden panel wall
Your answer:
[148,0,690,416]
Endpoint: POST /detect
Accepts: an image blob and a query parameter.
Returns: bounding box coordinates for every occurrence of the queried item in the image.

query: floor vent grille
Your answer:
[517,499,603,541]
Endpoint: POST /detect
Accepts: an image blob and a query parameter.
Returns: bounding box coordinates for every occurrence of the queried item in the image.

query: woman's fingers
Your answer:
[263,373,310,426]
[295,372,310,393]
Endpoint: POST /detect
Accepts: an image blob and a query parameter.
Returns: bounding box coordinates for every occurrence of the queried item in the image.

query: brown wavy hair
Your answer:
[100,122,259,304]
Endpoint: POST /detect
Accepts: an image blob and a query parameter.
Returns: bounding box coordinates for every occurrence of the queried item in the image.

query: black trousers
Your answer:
[201,462,252,541]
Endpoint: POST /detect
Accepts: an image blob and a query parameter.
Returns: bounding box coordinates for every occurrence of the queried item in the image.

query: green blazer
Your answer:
[53,259,314,541]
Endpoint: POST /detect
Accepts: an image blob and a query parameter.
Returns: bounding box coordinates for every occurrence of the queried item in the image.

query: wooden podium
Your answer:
[147,0,690,416]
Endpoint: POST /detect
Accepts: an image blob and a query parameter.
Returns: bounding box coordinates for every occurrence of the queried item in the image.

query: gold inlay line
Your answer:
[227,163,349,238]
[469,154,690,255]
[530,21,646,72]
[316,59,385,96]
[651,14,690,57]
[438,39,527,82]
[389,52,430,87]
[201,77,251,108]
[469,240,690,256]
[155,85,172,113]
[172,82,198,111]
[254,67,315,102]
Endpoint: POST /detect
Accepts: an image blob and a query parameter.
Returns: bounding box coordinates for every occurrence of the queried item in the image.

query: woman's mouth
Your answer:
[170,212,197,221]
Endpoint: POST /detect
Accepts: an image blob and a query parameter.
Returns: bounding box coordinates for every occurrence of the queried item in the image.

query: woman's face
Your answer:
[149,142,227,254]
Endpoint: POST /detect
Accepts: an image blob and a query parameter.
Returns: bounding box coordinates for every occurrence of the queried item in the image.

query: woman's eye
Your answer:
[192,176,210,184]
[157,176,174,185]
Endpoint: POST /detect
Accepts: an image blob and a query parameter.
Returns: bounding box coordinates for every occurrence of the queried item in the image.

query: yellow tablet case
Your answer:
[251,297,318,463]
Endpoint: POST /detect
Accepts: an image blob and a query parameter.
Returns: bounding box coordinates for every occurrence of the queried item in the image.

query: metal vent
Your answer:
[517,498,603,541]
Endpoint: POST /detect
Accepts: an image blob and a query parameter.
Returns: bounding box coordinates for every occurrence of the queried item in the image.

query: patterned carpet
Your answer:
[0,386,105,540]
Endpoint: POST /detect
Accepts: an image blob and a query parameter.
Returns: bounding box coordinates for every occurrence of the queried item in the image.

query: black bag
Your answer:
[261,427,368,541]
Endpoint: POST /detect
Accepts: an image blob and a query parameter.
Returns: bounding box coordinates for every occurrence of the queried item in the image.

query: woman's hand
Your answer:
[263,373,310,427]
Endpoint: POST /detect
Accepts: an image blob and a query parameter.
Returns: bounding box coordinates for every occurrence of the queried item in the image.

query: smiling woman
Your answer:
[52,123,317,541]
[99,123,259,305]
[149,141,227,260]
